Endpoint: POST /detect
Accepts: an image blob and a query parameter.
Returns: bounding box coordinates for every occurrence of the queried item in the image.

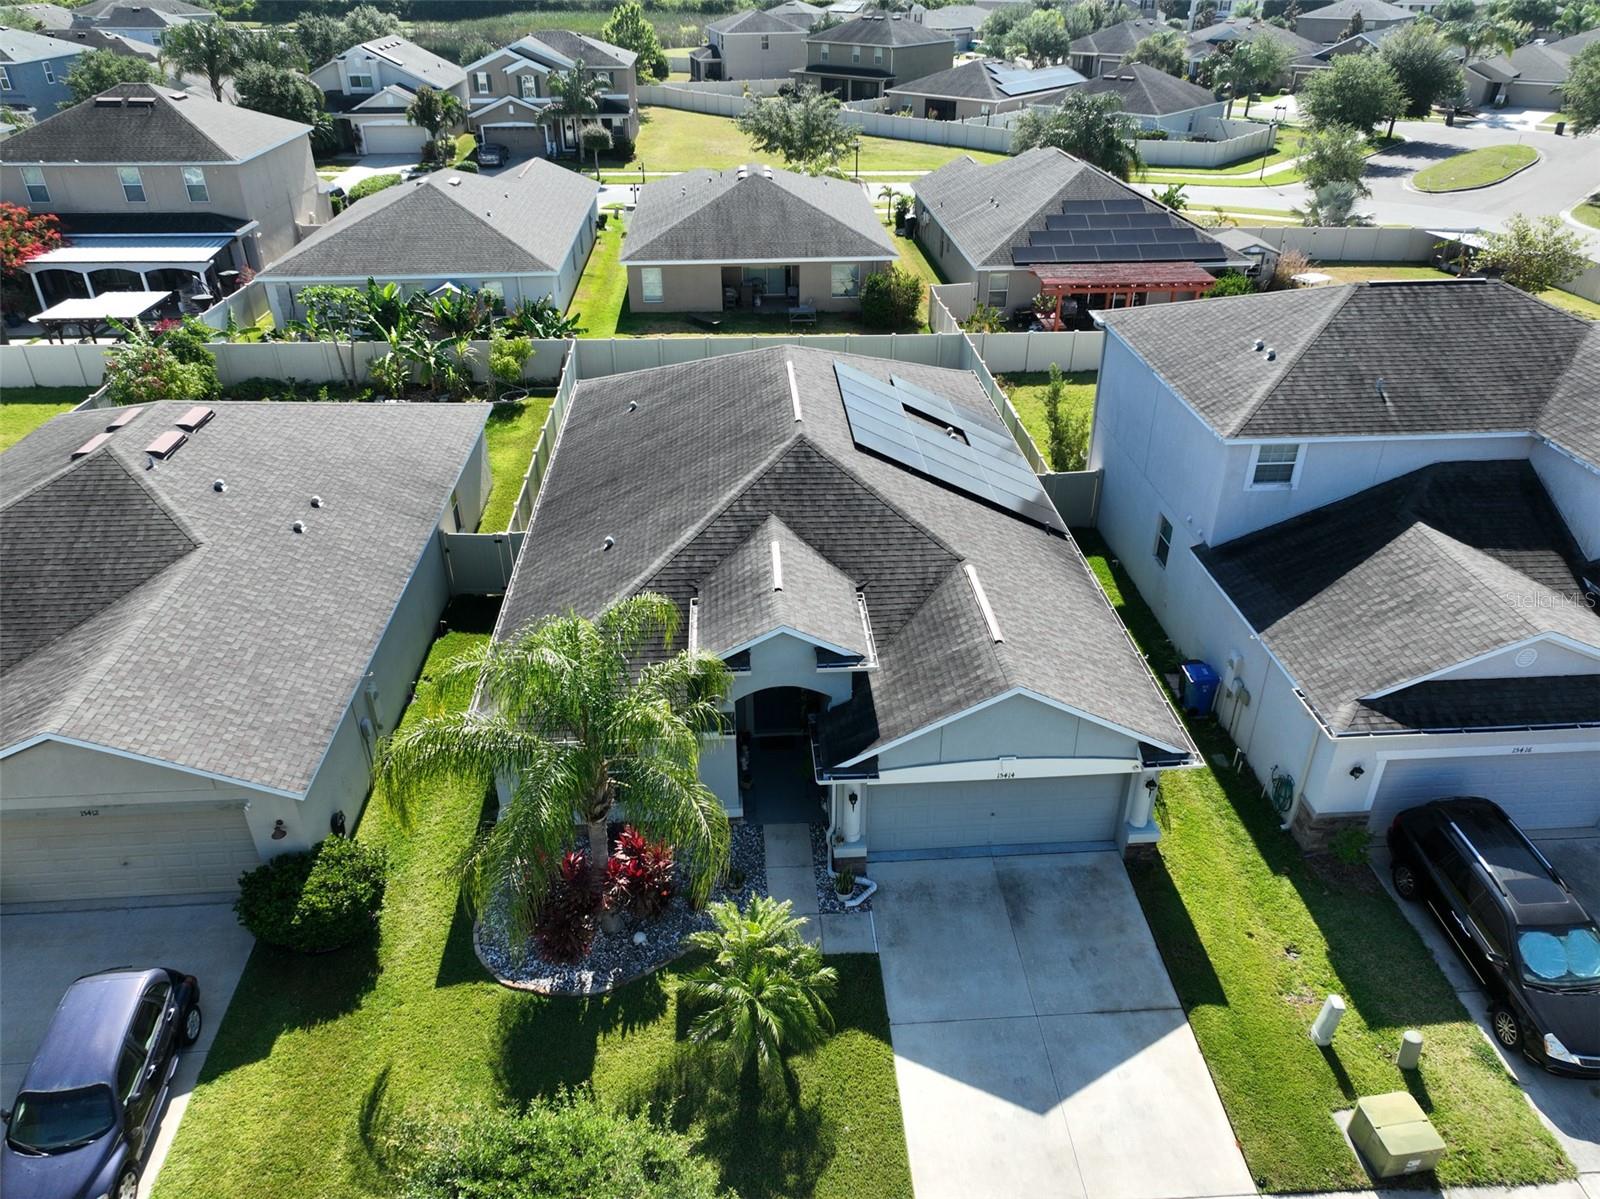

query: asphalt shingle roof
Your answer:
[809,14,955,46]
[42,27,160,58]
[1195,461,1600,733]
[337,35,466,90]
[1299,0,1415,22]
[0,402,487,794]
[1097,279,1599,461]
[920,5,992,31]
[621,165,895,264]
[512,30,636,70]
[0,24,84,63]
[73,0,210,17]
[260,160,598,278]
[497,346,1193,763]
[707,9,810,35]
[887,58,1084,101]
[1079,63,1220,115]
[11,4,74,31]
[0,82,309,164]
[1187,19,1320,58]
[1067,18,1169,57]
[1471,41,1573,83]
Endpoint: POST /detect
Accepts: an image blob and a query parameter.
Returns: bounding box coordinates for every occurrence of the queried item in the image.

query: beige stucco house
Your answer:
[309,35,468,157]
[794,13,955,101]
[690,8,813,82]
[464,31,640,162]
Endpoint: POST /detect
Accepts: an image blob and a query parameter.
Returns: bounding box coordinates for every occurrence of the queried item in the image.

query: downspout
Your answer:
[1281,728,1320,833]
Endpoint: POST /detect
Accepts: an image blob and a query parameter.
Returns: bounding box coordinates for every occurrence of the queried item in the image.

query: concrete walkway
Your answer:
[761,823,877,955]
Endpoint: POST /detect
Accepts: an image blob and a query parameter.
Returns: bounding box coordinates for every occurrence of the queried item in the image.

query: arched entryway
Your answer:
[734,685,830,824]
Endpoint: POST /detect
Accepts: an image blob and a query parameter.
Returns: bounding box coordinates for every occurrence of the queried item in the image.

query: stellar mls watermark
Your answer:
[1509,590,1598,612]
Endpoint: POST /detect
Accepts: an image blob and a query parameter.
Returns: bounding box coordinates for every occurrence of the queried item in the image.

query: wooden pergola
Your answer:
[1030,262,1218,329]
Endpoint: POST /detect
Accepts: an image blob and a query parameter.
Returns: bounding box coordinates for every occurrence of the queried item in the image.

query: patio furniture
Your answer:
[32,292,171,343]
[689,312,724,330]
[789,301,817,329]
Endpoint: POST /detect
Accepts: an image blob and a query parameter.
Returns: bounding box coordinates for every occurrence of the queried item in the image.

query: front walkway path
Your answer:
[761,823,877,955]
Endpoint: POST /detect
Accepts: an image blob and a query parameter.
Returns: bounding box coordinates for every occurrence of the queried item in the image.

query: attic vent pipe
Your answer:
[1264,347,1276,361]
[1374,377,1390,403]
[602,535,615,551]
[1252,338,1265,352]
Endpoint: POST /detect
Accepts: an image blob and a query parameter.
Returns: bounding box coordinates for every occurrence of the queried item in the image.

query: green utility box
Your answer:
[1349,1093,1446,1178]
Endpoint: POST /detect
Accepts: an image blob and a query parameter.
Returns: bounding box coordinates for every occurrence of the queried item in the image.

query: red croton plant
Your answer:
[530,827,678,963]
[0,202,61,292]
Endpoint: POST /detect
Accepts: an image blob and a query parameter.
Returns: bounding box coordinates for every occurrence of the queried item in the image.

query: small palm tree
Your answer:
[683,896,838,1077]
[405,86,465,161]
[373,593,733,939]
[549,61,606,155]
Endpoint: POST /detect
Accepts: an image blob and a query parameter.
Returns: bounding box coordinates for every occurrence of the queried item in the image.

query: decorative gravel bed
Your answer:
[476,822,767,995]
[812,823,872,914]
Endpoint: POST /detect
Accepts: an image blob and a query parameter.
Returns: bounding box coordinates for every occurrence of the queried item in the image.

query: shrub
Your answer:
[235,837,388,953]
[1269,246,1311,290]
[102,321,219,407]
[610,129,634,163]
[489,332,534,393]
[348,172,402,203]
[833,870,855,896]
[1329,825,1371,866]
[963,303,1006,333]
[534,851,601,963]
[605,826,675,919]
[454,159,480,173]
[859,264,923,331]
[1136,127,1170,140]
[1205,270,1256,297]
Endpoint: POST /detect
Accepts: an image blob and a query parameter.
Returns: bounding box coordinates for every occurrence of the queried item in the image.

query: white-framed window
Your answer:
[118,166,146,203]
[348,71,373,90]
[593,70,612,87]
[1154,514,1173,568]
[480,280,505,299]
[986,277,1006,310]
[21,166,49,203]
[820,43,830,61]
[42,60,56,84]
[831,262,860,298]
[761,34,770,49]
[518,73,538,98]
[472,70,491,94]
[182,166,209,202]
[1248,442,1301,489]
[0,66,11,91]
[873,46,883,65]
[641,266,664,303]
[851,44,861,63]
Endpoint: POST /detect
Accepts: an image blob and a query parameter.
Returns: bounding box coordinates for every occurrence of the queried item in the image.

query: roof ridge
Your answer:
[1225,284,1359,437]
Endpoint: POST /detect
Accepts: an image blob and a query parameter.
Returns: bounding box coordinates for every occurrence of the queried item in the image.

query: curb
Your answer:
[1409,148,1542,195]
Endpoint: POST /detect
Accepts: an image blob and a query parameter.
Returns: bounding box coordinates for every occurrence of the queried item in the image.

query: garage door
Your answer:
[1368,750,1600,833]
[358,122,427,155]
[478,124,547,159]
[868,774,1126,855]
[1,805,260,905]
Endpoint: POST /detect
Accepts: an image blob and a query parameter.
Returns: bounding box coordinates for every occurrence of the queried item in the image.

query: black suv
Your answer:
[1388,798,1600,1077]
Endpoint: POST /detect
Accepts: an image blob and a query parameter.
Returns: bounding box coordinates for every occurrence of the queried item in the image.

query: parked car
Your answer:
[476,142,511,168]
[1388,797,1600,1077]
[2,969,202,1199]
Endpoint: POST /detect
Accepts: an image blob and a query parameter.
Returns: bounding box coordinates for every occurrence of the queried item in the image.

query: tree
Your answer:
[1380,23,1465,116]
[1564,39,1600,132]
[1125,29,1189,75]
[977,3,1031,55]
[1442,10,1529,64]
[162,19,248,100]
[1339,8,1366,37]
[235,63,334,148]
[683,896,838,1077]
[580,122,613,177]
[65,49,162,104]
[1297,121,1371,192]
[405,85,465,159]
[1492,0,1559,29]
[373,593,732,935]
[1554,2,1600,36]
[1,203,59,315]
[1235,0,1263,16]
[1012,92,1141,180]
[1294,180,1371,225]
[1005,8,1073,63]
[548,60,607,154]
[734,84,858,171]
[1214,36,1291,116]
[0,5,44,30]
[1154,181,1188,210]
[600,1,668,82]
[343,3,401,44]
[294,11,348,67]
[1297,51,1404,134]
[1042,364,1073,471]
[1206,270,1257,294]
[1479,213,1587,293]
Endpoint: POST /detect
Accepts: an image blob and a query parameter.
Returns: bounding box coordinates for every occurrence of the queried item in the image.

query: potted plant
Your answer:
[834,869,856,898]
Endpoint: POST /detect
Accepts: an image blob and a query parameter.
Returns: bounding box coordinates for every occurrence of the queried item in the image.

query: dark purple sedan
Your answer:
[3,969,201,1199]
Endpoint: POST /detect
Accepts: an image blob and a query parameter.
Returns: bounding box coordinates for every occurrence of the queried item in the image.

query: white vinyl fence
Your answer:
[1139,118,1274,168]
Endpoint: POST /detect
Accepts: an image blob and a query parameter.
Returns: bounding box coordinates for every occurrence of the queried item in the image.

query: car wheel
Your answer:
[1490,1004,1523,1052]
[116,1167,139,1199]
[1391,860,1420,900]
[182,1004,203,1046]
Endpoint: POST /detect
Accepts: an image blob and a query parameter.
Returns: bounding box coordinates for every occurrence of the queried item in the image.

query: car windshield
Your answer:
[6,1086,116,1154]
[1518,924,1600,988]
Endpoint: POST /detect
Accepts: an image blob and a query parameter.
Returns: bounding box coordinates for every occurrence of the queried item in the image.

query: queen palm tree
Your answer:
[373,593,732,937]
[1442,11,1529,66]
[548,60,607,156]
[405,86,465,161]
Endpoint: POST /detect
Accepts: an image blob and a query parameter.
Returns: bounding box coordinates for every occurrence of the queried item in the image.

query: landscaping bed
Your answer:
[1413,144,1538,192]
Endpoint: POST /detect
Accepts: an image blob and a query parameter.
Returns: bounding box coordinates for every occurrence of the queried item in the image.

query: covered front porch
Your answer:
[1029,261,1217,330]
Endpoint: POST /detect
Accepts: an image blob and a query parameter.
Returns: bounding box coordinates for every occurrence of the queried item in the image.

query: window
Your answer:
[761,34,771,49]
[873,46,883,65]
[820,43,830,61]
[1154,514,1172,567]
[42,60,56,85]
[21,166,48,203]
[116,1046,143,1102]
[851,44,861,63]
[744,265,787,295]
[480,280,504,299]
[118,167,146,203]
[641,266,664,304]
[518,73,538,98]
[182,166,209,203]
[986,277,1007,310]
[129,983,170,1052]
[472,70,491,94]
[1249,443,1300,488]
[830,263,860,298]
[593,70,612,87]
[348,71,373,90]
[0,66,11,91]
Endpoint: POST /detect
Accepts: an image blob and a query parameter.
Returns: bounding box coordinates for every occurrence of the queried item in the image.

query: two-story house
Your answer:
[1292,0,1416,43]
[464,32,639,162]
[68,0,216,47]
[1067,18,1169,77]
[0,24,84,118]
[309,35,468,157]
[1089,280,1600,845]
[793,13,955,102]
[690,9,813,83]
[0,83,331,313]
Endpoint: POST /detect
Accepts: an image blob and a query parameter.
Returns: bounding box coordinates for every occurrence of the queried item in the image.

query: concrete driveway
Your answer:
[872,853,1254,1199]
[1,901,255,1197]
[1373,834,1600,1186]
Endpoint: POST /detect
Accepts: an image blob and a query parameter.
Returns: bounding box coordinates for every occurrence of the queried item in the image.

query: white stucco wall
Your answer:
[724,631,857,708]
[875,692,1140,769]
[1531,437,1600,564]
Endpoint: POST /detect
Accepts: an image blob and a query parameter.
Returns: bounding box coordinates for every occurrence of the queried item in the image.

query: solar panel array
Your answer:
[1012,197,1228,266]
[833,362,1061,531]
[988,63,1085,95]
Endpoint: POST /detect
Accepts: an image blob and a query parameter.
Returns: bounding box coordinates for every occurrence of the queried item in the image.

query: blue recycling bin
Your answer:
[1179,660,1220,717]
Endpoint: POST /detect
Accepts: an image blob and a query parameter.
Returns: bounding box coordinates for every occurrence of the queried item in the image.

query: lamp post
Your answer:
[1259,103,1286,182]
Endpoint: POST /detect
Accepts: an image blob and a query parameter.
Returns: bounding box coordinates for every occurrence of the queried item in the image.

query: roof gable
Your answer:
[810,14,955,45]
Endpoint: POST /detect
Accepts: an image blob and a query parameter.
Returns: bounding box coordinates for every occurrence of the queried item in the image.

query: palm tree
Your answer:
[162,19,246,101]
[373,593,732,936]
[549,60,607,156]
[405,86,465,161]
[683,896,838,1077]
[1442,11,1528,65]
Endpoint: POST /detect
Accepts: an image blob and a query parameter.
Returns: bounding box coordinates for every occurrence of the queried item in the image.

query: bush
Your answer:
[1269,246,1311,290]
[453,159,480,173]
[1136,127,1170,140]
[610,129,634,162]
[398,1092,730,1199]
[605,826,675,919]
[348,172,402,203]
[534,851,601,963]
[1329,825,1371,866]
[859,264,923,331]
[235,837,388,953]
[1205,270,1256,297]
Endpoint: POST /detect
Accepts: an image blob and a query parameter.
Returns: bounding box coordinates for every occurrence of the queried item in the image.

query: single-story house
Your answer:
[494,346,1197,864]
[310,35,468,157]
[885,59,1084,120]
[913,4,993,52]
[1079,63,1225,133]
[258,160,599,321]
[0,401,491,904]
[1186,20,1321,88]
[0,25,85,119]
[1068,18,1170,77]
[691,9,812,82]
[1292,0,1416,44]
[1089,279,1600,846]
[620,164,897,314]
[912,147,1244,323]
[1465,35,1583,108]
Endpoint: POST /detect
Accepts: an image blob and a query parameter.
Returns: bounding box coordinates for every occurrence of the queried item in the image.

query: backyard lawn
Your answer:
[1315,264,1453,283]
[1,387,88,451]
[1136,124,1307,182]
[1079,534,1573,1193]
[152,606,911,1199]
[479,397,554,533]
[1412,144,1538,192]
[572,218,629,337]
[994,370,1096,468]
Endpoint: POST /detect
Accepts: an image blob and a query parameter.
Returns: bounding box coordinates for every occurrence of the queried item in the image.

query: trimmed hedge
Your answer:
[235,837,388,953]
[348,172,402,202]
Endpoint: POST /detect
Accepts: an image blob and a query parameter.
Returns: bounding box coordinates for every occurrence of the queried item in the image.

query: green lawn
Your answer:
[1315,264,1453,283]
[1413,144,1538,192]
[153,607,910,1199]
[1,387,88,451]
[1137,125,1307,182]
[1540,287,1600,320]
[1140,132,1397,189]
[573,218,629,337]
[1571,201,1600,231]
[1078,534,1573,1193]
[479,397,554,533]
[890,222,947,331]
[994,371,1096,469]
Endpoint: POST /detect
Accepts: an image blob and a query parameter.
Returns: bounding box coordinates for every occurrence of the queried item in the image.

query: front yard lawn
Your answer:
[479,397,554,532]
[1,386,89,451]
[994,370,1096,468]
[153,604,910,1199]
[1573,200,1600,231]
[1077,533,1573,1193]
[1413,144,1538,192]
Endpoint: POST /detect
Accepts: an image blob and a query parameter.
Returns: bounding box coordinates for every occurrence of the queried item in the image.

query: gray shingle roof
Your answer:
[1299,0,1415,22]
[1079,63,1219,116]
[497,346,1193,763]
[0,402,487,793]
[42,27,160,58]
[1097,279,1600,462]
[1067,18,1169,56]
[1186,19,1320,58]
[767,0,825,24]
[887,58,1084,101]
[11,4,75,31]
[621,166,895,264]
[919,5,992,31]
[809,14,955,46]
[1195,461,1600,734]
[1549,26,1600,54]
[1471,41,1573,83]
[336,35,466,91]
[73,0,210,17]
[512,30,636,70]
[707,9,811,35]
[260,160,598,279]
[0,25,85,63]
[0,82,310,164]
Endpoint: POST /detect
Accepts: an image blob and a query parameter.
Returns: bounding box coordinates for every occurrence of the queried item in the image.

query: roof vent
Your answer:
[964,564,1004,643]
[447,175,463,186]
[144,429,187,459]
[175,404,213,431]
[770,538,784,591]
[72,432,113,459]
[292,520,306,534]
[1252,338,1265,352]
[602,535,615,551]
[1374,376,1390,403]
[105,406,144,431]
[213,478,226,492]
[310,495,324,508]
[627,399,638,412]
[94,96,123,107]
[1264,348,1276,361]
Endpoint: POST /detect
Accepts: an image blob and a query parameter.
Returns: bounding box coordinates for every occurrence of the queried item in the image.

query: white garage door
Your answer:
[358,122,427,155]
[1,805,260,905]
[1368,750,1600,833]
[868,774,1126,855]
